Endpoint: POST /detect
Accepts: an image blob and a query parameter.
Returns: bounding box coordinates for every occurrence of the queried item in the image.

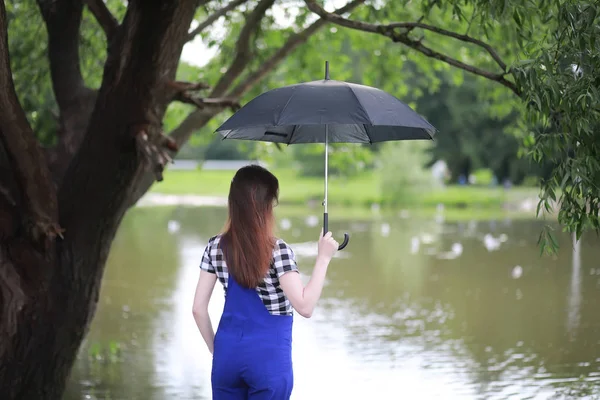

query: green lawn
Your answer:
[151,168,543,211]
[272,204,544,221]
[152,168,382,205]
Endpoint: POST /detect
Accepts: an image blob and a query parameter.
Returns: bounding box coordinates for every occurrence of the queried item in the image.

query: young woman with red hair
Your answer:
[192,164,339,400]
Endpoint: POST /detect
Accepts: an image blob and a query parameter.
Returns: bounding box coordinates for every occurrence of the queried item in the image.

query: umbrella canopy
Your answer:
[215,62,437,251]
[216,75,437,144]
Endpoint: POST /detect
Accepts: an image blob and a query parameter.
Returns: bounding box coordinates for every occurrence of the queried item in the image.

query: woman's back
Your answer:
[200,234,299,316]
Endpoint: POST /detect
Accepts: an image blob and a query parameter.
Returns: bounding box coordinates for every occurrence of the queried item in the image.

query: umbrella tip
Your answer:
[325,60,330,80]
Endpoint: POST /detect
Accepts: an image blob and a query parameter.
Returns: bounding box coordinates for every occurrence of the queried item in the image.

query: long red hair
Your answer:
[221,165,279,288]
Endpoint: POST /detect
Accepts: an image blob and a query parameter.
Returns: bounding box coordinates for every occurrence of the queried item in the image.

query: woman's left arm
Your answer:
[192,269,217,354]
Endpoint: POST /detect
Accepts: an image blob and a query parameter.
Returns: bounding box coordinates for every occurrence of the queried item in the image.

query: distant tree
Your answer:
[203,136,256,160]
[289,143,375,177]
[415,72,554,184]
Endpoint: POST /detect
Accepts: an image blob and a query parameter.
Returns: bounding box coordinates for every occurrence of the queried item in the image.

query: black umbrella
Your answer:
[216,62,437,250]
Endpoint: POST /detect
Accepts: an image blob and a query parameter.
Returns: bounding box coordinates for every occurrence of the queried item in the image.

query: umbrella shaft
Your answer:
[324,125,328,214]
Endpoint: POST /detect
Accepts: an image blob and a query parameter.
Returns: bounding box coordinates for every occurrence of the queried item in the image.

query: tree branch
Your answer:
[174,94,241,110]
[187,0,249,42]
[387,21,508,71]
[36,0,90,111]
[0,1,61,247]
[304,0,521,96]
[36,0,98,184]
[165,80,241,110]
[392,35,519,94]
[84,0,119,42]
[229,0,364,98]
[210,0,277,97]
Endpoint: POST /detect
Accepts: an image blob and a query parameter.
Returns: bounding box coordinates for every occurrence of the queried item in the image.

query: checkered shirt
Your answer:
[199,235,299,316]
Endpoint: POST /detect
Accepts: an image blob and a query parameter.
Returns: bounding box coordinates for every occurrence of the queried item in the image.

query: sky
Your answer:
[180,0,351,67]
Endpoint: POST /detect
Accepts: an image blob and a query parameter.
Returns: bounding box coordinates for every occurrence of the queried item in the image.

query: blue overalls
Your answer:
[211,274,294,399]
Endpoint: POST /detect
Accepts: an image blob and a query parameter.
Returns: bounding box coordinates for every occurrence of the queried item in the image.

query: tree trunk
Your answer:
[0,1,197,398]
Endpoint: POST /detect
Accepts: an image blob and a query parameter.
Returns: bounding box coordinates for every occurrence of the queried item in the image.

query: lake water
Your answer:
[64,206,600,400]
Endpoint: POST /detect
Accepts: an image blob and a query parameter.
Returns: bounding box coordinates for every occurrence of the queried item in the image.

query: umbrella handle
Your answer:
[323,213,350,251]
[338,233,350,251]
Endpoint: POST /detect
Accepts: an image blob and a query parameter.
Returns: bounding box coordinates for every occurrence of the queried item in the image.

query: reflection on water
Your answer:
[567,234,582,341]
[64,207,600,399]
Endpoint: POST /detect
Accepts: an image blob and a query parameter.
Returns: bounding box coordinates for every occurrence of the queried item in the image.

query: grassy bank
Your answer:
[272,204,544,222]
[151,168,542,211]
[130,202,545,223]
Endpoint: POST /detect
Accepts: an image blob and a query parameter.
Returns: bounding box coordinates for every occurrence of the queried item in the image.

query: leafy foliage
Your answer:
[415,71,554,184]
[6,1,55,145]
[428,0,600,253]
[509,1,600,250]
[417,0,600,252]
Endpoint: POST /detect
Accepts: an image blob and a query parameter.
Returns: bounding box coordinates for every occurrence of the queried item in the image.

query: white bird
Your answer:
[483,233,501,251]
[437,242,463,260]
[451,243,463,255]
[399,210,410,219]
[421,233,435,244]
[410,237,420,254]
[280,218,292,231]
[512,265,523,279]
[305,215,319,227]
[167,220,180,233]
[380,223,390,237]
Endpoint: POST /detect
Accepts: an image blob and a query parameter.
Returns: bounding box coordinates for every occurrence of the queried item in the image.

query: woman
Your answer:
[192,165,339,400]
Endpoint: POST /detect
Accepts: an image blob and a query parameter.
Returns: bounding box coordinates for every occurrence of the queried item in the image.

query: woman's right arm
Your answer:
[279,231,339,318]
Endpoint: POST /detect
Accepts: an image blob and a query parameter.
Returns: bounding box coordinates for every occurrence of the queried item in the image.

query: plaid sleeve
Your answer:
[199,240,215,274]
[273,239,299,278]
